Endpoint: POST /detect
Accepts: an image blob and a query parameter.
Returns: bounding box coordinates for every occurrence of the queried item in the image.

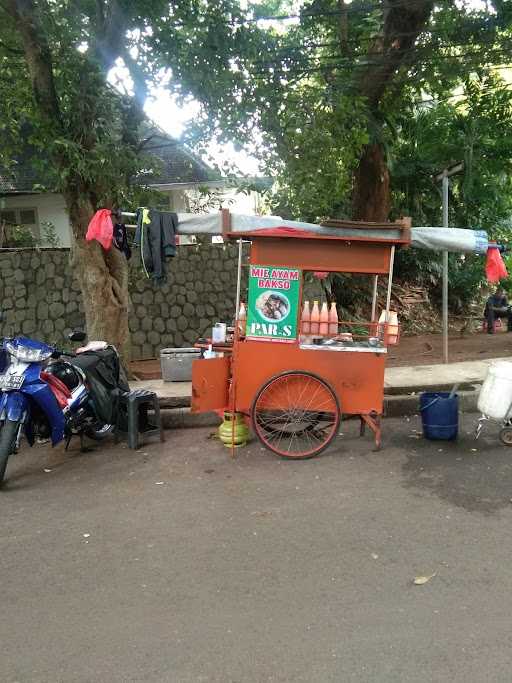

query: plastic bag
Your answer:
[486,247,508,283]
[86,209,113,250]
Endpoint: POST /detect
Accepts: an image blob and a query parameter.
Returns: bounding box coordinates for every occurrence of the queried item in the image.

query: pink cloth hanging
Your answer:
[486,246,508,283]
[86,209,113,250]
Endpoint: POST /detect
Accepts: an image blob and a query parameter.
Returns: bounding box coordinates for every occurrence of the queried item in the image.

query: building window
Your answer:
[0,207,40,241]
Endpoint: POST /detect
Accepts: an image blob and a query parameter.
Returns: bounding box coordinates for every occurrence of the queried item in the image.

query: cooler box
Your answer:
[160,348,200,382]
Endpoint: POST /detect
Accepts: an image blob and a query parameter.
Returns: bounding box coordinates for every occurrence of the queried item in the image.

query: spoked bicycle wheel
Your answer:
[252,371,340,459]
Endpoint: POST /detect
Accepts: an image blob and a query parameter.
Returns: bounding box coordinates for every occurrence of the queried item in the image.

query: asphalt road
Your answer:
[2,413,512,683]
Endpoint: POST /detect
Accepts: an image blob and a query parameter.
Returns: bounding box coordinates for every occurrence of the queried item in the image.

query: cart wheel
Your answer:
[499,427,512,446]
[252,371,340,459]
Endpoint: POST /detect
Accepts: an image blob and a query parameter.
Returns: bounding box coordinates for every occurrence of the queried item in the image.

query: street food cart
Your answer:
[191,219,412,458]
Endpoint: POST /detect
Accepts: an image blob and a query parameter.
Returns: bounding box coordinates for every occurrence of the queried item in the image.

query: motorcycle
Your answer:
[0,316,127,485]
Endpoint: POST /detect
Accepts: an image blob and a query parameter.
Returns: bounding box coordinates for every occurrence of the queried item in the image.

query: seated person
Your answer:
[484,287,512,333]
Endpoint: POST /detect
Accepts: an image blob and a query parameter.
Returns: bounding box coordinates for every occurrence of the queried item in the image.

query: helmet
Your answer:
[45,361,82,392]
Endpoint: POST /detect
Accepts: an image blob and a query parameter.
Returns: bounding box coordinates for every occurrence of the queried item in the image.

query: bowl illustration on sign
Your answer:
[256,291,290,322]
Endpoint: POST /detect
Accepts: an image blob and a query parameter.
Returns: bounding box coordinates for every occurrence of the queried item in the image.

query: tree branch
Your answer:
[121,47,149,107]
[92,0,127,75]
[1,0,61,125]
[90,0,148,109]
[357,0,434,110]
[0,38,23,55]
[337,0,348,55]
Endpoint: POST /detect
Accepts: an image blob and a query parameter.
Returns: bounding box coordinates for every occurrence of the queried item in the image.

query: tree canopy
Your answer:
[170,1,512,224]
[0,0,259,355]
[2,0,512,343]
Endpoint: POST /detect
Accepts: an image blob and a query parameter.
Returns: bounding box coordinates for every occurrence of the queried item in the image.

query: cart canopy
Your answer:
[174,213,488,254]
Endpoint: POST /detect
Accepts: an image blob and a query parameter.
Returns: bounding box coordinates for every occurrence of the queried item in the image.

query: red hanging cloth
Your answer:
[486,246,508,283]
[86,209,114,250]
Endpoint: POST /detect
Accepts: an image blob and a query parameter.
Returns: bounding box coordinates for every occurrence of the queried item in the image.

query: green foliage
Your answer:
[429,254,487,313]
[40,221,61,248]
[391,73,512,309]
[2,0,512,320]
[1,224,36,248]
[0,1,255,225]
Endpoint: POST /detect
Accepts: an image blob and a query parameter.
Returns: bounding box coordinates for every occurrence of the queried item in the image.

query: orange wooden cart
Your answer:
[192,220,411,458]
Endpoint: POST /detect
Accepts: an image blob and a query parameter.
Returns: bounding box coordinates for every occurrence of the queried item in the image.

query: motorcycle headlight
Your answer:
[5,342,53,363]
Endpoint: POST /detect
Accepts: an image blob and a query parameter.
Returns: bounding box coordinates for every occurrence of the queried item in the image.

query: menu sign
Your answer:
[246,265,301,342]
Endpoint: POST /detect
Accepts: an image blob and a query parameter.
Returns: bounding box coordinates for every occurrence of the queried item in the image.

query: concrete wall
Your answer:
[0,245,247,360]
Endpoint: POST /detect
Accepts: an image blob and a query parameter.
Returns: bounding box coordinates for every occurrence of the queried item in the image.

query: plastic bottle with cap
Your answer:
[328,302,338,336]
[319,302,329,336]
[238,302,246,335]
[301,300,311,335]
[310,301,320,335]
[387,310,399,345]
[378,310,387,340]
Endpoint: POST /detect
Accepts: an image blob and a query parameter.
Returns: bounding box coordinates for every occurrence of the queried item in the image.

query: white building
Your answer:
[0,133,269,247]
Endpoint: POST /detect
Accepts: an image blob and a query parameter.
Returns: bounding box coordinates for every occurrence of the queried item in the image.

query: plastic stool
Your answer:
[115,389,165,449]
[483,318,503,332]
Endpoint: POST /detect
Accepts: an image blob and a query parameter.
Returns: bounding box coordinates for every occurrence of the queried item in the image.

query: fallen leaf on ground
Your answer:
[413,572,436,585]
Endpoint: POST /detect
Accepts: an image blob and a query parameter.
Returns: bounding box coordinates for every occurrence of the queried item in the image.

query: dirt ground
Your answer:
[387,328,512,367]
[130,329,512,379]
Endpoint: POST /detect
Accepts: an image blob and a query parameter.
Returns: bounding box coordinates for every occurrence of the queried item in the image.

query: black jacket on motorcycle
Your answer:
[72,348,129,425]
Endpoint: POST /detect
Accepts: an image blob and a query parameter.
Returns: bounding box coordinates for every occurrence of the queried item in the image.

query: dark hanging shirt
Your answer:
[135,209,178,284]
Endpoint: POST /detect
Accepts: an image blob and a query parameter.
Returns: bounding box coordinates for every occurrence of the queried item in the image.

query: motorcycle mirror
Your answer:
[68,329,87,343]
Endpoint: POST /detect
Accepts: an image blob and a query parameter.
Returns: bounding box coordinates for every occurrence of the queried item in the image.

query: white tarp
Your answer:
[175,213,488,254]
[411,227,488,254]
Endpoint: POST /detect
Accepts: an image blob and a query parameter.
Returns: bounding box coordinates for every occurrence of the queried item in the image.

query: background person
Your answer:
[485,287,512,333]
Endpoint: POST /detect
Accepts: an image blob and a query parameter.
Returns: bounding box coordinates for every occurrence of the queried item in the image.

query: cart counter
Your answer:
[299,342,387,354]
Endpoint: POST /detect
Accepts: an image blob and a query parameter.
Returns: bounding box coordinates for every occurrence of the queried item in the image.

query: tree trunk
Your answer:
[5,0,133,362]
[352,142,390,222]
[347,0,434,222]
[65,194,131,361]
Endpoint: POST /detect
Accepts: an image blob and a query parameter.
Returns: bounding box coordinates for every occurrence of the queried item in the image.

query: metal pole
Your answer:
[371,275,378,321]
[385,246,395,321]
[235,238,243,317]
[442,172,449,364]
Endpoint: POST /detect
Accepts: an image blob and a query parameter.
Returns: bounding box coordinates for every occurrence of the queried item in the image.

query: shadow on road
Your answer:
[399,418,512,514]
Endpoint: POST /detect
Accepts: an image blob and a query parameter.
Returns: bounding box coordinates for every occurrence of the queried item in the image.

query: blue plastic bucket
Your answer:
[419,392,459,441]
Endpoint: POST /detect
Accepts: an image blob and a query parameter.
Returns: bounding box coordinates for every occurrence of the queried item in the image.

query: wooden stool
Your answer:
[115,389,165,449]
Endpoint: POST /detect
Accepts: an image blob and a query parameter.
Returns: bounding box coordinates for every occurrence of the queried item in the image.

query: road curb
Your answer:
[384,388,480,418]
[160,387,482,429]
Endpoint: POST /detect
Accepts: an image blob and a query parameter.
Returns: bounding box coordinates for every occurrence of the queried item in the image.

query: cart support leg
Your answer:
[359,418,366,437]
[361,413,382,452]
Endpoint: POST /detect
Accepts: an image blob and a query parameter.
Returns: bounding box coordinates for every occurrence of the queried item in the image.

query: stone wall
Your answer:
[0,244,247,360]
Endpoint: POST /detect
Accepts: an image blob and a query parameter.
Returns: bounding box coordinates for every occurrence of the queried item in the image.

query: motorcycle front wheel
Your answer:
[0,419,21,485]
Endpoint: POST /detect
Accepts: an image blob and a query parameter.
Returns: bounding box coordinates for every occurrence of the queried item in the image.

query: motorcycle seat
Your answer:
[76,341,108,354]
